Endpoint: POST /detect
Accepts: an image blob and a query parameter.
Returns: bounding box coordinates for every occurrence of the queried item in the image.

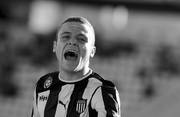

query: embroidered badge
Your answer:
[76,99,87,114]
[44,76,53,89]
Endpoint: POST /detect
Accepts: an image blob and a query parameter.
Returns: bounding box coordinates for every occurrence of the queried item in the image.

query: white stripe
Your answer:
[54,104,66,117]
[37,90,50,117]
[82,78,102,105]
[82,103,86,112]
[91,87,107,117]
[76,102,79,112]
[115,88,121,115]
[80,102,83,113]
[55,84,75,117]
[79,78,103,117]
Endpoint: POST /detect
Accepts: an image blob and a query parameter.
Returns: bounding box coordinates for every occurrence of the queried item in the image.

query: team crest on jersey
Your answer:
[76,99,87,114]
[44,76,53,89]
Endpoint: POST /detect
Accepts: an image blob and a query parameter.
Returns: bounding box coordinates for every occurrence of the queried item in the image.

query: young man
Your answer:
[31,17,121,117]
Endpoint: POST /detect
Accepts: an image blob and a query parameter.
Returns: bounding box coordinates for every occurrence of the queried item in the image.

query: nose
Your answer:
[67,39,77,46]
[68,42,77,46]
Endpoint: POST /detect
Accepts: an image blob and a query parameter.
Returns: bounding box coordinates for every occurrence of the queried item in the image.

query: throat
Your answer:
[59,69,92,83]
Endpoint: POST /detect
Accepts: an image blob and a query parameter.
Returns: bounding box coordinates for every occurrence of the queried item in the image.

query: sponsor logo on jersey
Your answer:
[39,95,48,101]
[44,76,53,89]
[76,99,87,114]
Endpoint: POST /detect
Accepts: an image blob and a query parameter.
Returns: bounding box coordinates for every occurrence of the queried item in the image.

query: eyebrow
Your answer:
[61,32,71,35]
[77,33,87,37]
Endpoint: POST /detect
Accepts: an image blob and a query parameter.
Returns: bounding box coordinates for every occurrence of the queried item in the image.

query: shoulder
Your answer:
[90,72,120,110]
[36,71,59,92]
[90,72,119,98]
[90,72,115,88]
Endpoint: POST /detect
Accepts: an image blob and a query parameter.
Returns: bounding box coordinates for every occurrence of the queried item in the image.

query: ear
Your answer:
[90,46,96,58]
[53,41,57,53]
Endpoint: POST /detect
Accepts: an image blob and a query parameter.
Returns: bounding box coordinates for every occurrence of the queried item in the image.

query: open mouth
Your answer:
[64,50,78,61]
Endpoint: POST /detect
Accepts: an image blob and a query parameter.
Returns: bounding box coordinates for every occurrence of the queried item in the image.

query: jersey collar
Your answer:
[58,69,92,83]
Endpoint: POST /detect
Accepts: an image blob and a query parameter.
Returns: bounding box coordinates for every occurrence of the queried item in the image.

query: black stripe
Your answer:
[66,78,89,117]
[44,82,63,117]
[101,86,117,117]
[31,108,34,117]
[36,90,38,105]
[88,104,98,117]
[36,72,60,105]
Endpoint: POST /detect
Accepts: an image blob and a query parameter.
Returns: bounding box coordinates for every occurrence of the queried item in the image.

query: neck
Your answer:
[59,67,91,82]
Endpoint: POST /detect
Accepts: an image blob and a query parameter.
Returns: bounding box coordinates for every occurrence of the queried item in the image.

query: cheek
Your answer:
[80,45,91,57]
[55,44,63,59]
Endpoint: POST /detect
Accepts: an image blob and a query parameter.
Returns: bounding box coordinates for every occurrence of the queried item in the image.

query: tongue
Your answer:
[64,52,78,61]
[65,55,77,60]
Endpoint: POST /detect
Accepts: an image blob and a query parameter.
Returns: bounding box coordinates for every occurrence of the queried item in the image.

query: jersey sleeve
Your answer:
[91,85,121,117]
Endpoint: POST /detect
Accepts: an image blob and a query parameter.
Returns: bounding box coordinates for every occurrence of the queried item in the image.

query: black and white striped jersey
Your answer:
[32,71,121,117]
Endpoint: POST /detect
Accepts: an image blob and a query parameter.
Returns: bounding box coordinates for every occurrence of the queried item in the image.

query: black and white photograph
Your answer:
[0,0,180,117]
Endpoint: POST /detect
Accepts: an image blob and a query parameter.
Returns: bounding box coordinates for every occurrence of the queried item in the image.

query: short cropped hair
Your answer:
[62,17,94,30]
[57,16,95,44]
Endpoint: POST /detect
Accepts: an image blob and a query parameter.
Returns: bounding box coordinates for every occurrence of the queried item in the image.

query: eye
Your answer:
[61,35,70,42]
[77,36,88,43]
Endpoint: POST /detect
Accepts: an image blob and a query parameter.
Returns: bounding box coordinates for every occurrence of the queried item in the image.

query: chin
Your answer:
[61,64,79,72]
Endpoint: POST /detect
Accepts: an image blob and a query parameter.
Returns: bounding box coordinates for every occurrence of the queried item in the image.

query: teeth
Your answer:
[69,50,76,52]
[65,49,77,54]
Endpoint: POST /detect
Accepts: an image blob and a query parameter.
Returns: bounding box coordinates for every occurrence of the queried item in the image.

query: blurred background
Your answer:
[1,0,180,117]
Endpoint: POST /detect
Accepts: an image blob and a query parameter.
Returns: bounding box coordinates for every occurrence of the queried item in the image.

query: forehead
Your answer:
[59,22,92,34]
